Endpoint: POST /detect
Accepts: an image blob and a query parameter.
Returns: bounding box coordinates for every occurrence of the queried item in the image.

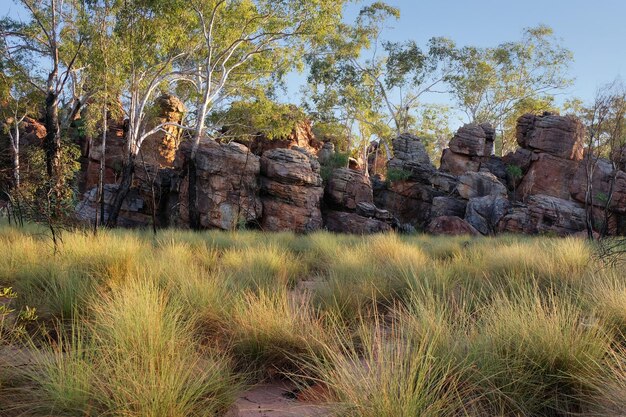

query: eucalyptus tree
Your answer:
[103,0,193,226]
[0,63,42,189]
[175,0,351,228]
[304,2,457,163]
[0,0,86,199]
[448,25,573,155]
[80,0,125,228]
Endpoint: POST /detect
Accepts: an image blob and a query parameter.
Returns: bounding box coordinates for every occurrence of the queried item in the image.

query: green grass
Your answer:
[0,222,624,416]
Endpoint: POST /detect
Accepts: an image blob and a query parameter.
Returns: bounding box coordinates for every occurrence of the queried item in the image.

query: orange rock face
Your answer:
[140,94,186,168]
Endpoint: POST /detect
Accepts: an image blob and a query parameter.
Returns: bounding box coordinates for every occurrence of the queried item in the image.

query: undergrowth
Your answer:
[0,222,624,416]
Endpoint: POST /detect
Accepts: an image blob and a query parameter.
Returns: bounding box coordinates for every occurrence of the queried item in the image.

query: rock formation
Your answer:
[50,104,626,236]
[234,119,323,157]
[373,134,436,229]
[176,140,262,230]
[426,216,480,236]
[260,147,323,232]
[324,168,393,234]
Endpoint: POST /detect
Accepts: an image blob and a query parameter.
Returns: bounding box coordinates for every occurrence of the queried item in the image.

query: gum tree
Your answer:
[304,3,456,164]
[1,0,85,205]
[448,25,573,155]
[177,0,351,228]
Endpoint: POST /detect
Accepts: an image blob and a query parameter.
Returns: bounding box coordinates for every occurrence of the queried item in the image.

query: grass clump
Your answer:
[228,289,327,379]
[467,293,618,416]
[0,222,625,415]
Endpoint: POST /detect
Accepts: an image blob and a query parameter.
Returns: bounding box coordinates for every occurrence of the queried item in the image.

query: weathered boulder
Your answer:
[374,180,433,228]
[260,147,323,232]
[431,196,467,218]
[498,195,586,236]
[387,134,435,183]
[480,157,508,183]
[325,168,373,210]
[569,157,626,213]
[177,140,262,230]
[465,195,510,235]
[261,147,322,187]
[457,171,507,200]
[449,124,489,157]
[141,94,186,168]
[503,148,533,174]
[317,142,335,165]
[75,184,150,228]
[325,210,392,234]
[391,133,432,165]
[480,122,496,154]
[355,201,393,221]
[426,216,480,236]
[518,153,578,200]
[439,149,481,176]
[516,112,585,161]
[430,171,459,194]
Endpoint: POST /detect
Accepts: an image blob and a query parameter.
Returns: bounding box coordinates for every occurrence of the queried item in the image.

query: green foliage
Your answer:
[506,164,523,181]
[412,104,455,164]
[320,151,350,181]
[448,25,573,155]
[17,140,81,222]
[386,167,411,183]
[211,99,307,142]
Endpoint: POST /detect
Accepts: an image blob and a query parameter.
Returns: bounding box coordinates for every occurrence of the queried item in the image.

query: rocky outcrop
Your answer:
[387,133,436,182]
[83,118,126,190]
[0,117,46,185]
[260,147,323,232]
[465,195,510,235]
[448,123,491,157]
[426,216,480,236]
[75,184,149,228]
[325,210,392,234]
[324,168,393,233]
[326,168,373,210]
[177,140,262,230]
[317,142,335,165]
[498,195,586,236]
[440,123,496,176]
[69,106,626,237]
[518,153,578,200]
[238,120,323,157]
[516,112,585,160]
[374,180,434,228]
[141,94,186,168]
[457,171,507,200]
[431,196,467,218]
[374,134,437,229]
[570,157,626,213]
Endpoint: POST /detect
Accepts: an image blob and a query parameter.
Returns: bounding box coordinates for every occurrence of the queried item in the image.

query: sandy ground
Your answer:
[227,382,333,417]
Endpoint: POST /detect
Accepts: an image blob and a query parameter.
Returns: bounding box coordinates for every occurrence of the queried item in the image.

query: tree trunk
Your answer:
[106,156,135,227]
[187,157,201,230]
[44,91,61,180]
[96,104,107,229]
[12,121,20,189]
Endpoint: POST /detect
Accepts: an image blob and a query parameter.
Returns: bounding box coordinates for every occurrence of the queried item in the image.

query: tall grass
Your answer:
[0,222,624,415]
[303,312,469,417]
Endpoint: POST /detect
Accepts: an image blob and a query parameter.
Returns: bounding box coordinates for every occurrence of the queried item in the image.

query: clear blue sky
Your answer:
[2,0,624,110]
[288,0,626,109]
[375,0,624,100]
